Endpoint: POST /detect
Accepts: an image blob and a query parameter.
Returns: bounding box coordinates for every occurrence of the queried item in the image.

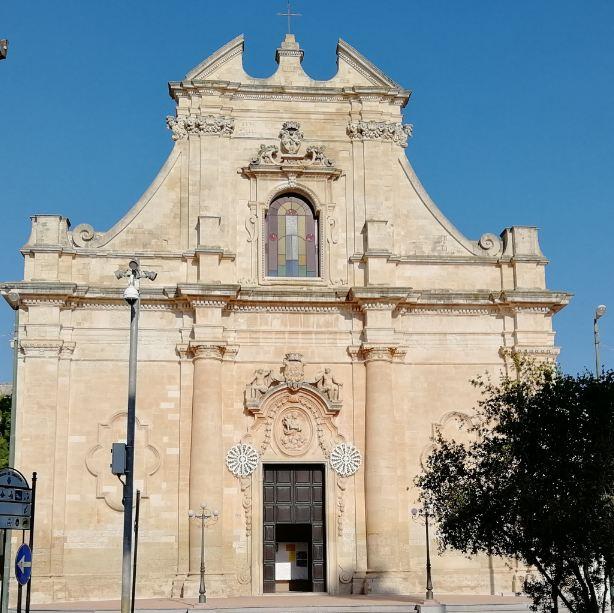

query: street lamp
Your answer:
[594,304,607,377]
[411,506,434,600]
[114,260,157,613]
[188,503,219,604]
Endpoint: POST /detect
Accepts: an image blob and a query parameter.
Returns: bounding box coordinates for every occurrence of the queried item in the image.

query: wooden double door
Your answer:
[263,464,326,593]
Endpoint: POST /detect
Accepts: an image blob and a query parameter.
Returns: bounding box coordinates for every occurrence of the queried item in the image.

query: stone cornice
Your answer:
[1,283,572,315]
[349,252,550,265]
[168,80,409,107]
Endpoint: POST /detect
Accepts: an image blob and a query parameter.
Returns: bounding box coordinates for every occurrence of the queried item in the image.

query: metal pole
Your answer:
[0,530,5,608]
[121,296,139,613]
[16,532,24,613]
[25,473,36,613]
[594,316,602,377]
[425,511,433,600]
[2,308,19,613]
[131,490,140,613]
[199,511,206,604]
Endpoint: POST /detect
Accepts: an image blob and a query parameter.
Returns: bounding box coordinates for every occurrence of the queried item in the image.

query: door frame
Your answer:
[251,460,338,595]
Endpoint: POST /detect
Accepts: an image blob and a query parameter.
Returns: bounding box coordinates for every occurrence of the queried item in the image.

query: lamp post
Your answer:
[411,506,434,600]
[188,503,219,604]
[594,305,607,377]
[115,260,157,613]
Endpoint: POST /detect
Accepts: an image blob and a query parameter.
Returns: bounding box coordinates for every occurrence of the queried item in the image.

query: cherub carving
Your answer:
[248,369,272,400]
[314,368,342,403]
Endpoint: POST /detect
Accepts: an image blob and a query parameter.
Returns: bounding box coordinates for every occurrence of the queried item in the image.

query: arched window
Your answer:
[265,193,319,278]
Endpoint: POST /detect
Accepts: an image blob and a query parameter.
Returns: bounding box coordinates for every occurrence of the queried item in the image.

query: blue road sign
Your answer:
[15,543,32,585]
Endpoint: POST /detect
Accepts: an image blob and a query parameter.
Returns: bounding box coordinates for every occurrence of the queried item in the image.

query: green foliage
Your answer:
[0,394,11,469]
[417,359,614,613]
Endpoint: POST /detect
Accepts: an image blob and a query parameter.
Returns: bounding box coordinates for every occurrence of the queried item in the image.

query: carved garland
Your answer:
[166,114,235,140]
[347,120,413,147]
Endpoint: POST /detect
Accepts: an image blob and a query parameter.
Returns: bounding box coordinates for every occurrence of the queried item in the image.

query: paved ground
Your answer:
[26,593,534,613]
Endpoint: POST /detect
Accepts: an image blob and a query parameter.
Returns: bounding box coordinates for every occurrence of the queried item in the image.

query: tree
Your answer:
[417,360,614,613]
[0,393,10,469]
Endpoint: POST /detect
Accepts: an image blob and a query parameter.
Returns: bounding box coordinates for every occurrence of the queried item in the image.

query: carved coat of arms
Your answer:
[282,353,304,389]
[279,121,303,154]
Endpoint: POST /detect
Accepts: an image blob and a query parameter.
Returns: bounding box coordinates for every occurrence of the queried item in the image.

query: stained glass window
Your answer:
[266,194,319,277]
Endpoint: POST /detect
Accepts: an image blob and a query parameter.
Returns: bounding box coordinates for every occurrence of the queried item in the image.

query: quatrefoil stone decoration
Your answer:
[225,443,259,478]
[330,442,362,477]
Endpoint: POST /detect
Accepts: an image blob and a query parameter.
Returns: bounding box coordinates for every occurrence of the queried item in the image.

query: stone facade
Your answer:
[1,34,570,602]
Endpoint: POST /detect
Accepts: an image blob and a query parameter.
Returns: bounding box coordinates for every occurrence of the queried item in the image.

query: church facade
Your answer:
[1,34,569,602]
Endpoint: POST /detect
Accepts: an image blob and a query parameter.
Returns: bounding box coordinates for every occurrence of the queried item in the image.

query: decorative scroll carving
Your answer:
[166,114,234,140]
[347,120,413,147]
[239,476,253,537]
[237,565,251,585]
[336,477,347,536]
[279,121,303,154]
[249,122,335,168]
[251,144,281,165]
[245,353,343,411]
[71,223,102,248]
[478,233,503,256]
[305,145,334,167]
[339,566,353,584]
[225,443,259,478]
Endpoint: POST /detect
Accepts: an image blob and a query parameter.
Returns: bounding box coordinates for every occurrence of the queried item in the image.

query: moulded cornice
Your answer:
[184,34,245,81]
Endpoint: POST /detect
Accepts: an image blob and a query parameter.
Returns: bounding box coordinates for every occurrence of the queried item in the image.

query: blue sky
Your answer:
[0,0,612,379]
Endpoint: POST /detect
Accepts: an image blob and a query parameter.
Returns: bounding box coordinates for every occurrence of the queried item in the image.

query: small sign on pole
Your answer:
[14,544,31,586]
[0,469,32,531]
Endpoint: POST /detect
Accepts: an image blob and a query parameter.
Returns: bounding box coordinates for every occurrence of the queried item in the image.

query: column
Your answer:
[363,344,400,573]
[189,343,225,575]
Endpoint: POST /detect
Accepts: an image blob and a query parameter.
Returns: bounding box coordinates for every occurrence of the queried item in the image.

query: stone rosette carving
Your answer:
[250,121,335,168]
[225,442,259,478]
[347,120,413,147]
[245,353,343,410]
[166,114,234,140]
[330,442,362,477]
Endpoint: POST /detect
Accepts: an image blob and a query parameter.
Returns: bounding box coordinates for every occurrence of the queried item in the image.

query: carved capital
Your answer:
[500,345,560,366]
[19,339,64,358]
[360,344,402,363]
[347,120,413,147]
[190,343,225,361]
[175,343,192,361]
[59,341,76,360]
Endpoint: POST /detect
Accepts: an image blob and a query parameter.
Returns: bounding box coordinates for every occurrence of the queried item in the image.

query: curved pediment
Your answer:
[172,34,410,103]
